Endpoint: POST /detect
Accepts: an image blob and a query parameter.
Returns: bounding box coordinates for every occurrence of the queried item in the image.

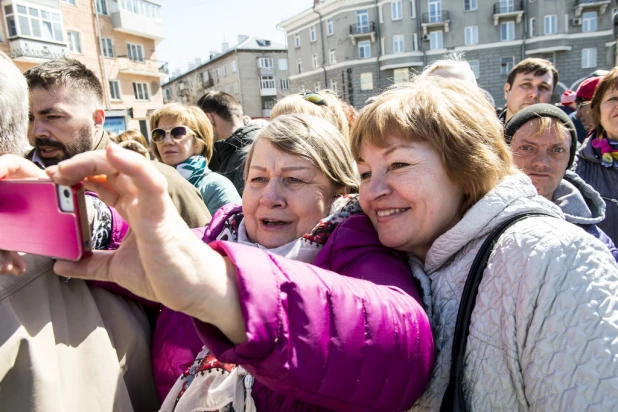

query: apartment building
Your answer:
[280,0,616,109]
[162,36,289,118]
[0,0,166,136]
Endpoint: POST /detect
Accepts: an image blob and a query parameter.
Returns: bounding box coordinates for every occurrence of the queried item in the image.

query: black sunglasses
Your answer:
[151,125,195,143]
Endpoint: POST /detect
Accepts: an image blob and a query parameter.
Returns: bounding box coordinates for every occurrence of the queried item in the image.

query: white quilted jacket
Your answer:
[409,173,618,411]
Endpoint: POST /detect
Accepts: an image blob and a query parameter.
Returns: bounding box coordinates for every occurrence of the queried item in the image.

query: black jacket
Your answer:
[210,124,262,195]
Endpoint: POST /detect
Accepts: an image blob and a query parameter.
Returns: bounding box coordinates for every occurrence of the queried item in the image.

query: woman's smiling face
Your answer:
[357,136,464,261]
[242,139,339,248]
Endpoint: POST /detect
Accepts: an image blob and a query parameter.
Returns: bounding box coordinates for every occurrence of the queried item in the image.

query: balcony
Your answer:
[348,21,376,45]
[110,0,163,43]
[421,11,450,35]
[201,78,214,89]
[9,38,68,63]
[260,87,277,97]
[493,1,524,26]
[259,67,275,76]
[574,0,610,17]
[117,57,168,77]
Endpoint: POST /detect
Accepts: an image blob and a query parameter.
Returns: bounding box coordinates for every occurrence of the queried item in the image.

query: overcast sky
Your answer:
[156,0,311,75]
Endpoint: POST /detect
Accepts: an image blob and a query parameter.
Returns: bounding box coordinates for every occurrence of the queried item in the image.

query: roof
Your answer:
[162,36,287,85]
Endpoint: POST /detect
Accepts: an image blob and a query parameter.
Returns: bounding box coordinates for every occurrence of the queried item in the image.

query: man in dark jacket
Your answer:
[197,91,262,195]
[505,103,618,260]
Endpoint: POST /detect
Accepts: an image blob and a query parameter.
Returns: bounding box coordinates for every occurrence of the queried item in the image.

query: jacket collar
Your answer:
[552,170,606,225]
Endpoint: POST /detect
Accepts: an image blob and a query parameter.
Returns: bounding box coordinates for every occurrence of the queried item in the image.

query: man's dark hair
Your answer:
[506,58,559,91]
[24,58,103,106]
[196,91,244,123]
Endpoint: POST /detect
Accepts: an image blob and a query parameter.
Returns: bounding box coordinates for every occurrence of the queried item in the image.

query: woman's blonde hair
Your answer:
[270,90,350,141]
[149,103,214,162]
[113,129,148,148]
[351,76,517,215]
[245,113,358,193]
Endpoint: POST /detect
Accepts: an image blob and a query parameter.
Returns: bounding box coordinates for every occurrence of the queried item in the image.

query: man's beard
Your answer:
[35,125,95,167]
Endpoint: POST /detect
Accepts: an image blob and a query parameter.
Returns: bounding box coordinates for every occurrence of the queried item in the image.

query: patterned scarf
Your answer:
[175,155,209,186]
[161,195,364,412]
[591,131,618,168]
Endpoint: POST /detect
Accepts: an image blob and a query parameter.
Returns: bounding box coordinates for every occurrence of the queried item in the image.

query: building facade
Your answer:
[0,0,166,136]
[162,36,290,119]
[280,0,616,109]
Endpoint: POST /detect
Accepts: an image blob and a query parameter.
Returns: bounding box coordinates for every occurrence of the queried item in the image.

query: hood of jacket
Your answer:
[422,173,563,274]
[552,169,606,226]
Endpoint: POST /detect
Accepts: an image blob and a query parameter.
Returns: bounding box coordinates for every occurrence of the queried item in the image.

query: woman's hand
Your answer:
[0,155,49,275]
[49,145,246,343]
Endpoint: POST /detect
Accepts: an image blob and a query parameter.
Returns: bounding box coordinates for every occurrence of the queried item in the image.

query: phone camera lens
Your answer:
[63,189,70,198]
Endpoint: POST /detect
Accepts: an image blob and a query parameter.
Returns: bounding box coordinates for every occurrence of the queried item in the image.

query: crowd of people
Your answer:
[0,50,617,412]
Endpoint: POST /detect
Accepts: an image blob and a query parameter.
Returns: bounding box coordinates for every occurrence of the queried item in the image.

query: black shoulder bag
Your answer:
[440,212,550,412]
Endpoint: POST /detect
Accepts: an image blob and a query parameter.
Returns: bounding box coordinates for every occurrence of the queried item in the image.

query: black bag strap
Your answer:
[440,212,550,412]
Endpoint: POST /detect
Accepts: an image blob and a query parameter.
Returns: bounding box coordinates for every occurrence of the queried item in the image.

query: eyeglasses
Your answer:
[151,125,195,143]
[300,92,327,106]
[576,100,591,110]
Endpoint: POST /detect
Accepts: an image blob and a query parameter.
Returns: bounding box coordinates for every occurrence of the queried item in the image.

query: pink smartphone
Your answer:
[0,179,92,261]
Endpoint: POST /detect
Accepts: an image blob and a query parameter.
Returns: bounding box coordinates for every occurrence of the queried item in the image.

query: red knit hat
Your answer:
[560,90,576,105]
[576,77,603,101]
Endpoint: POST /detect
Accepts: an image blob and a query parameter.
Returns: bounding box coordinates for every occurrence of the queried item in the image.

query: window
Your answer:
[464,26,478,46]
[529,17,535,37]
[358,40,371,59]
[428,0,441,23]
[464,0,477,11]
[215,68,220,78]
[109,80,121,100]
[410,0,416,18]
[231,60,237,73]
[469,60,480,79]
[127,43,144,62]
[360,72,373,90]
[101,37,114,57]
[500,56,514,75]
[258,58,274,69]
[393,68,409,83]
[498,0,514,13]
[310,25,317,42]
[330,78,338,94]
[411,33,418,50]
[356,10,369,32]
[263,98,276,110]
[582,48,597,69]
[429,30,443,50]
[379,5,384,24]
[314,82,321,92]
[329,49,336,64]
[133,82,149,100]
[294,33,300,48]
[61,0,76,5]
[393,34,404,53]
[260,75,275,90]
[544,15,557,35]
[582,11,597,33]
[297,59,302,73]
[381,37,385,54]
[391,0,402,20]
[500,21,514,41]
[6,4,64,41]
[312,53,319,69]
[233,82,239,94]
[118,0,161,20]
[67,31,81,53]
[224,85,230,94]
[280,78,289,90]
[327,18,334,35]
[96,0,108,15]
[278,58,288,71]
[223,64,228,76]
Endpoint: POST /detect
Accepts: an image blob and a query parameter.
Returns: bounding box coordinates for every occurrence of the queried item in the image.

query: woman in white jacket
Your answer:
[351,75,618,411]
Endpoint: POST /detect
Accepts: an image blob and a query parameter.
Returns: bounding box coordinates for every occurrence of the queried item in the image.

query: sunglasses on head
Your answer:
[151,125,195,143]
[301,92,327,106]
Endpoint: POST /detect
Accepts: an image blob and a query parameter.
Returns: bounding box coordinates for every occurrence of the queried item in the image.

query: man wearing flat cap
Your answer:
[505,103,617,260]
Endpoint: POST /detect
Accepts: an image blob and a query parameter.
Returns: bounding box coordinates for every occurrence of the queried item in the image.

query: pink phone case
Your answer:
[0,179,92,261]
